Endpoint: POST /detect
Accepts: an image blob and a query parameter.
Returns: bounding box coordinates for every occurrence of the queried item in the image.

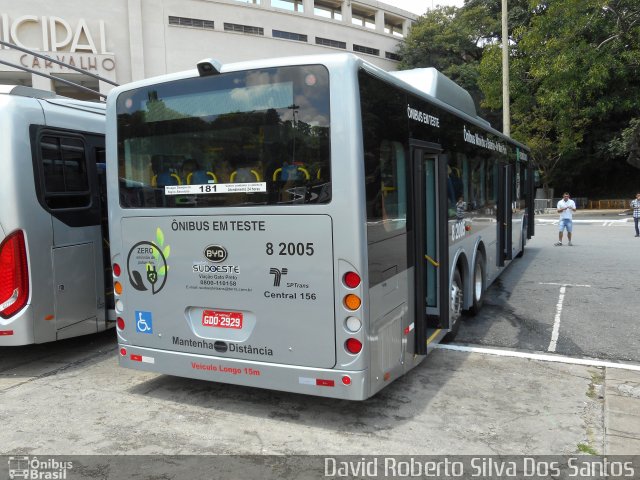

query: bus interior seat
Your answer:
[187,170,218,184]
[272,164,310,181]
[230,168,261,183]
[152,172,181,187]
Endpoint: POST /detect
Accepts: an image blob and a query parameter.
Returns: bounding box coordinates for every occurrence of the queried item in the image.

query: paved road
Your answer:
[456,216,639,363]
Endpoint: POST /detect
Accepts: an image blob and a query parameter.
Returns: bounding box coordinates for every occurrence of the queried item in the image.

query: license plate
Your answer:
[202,310,243,329]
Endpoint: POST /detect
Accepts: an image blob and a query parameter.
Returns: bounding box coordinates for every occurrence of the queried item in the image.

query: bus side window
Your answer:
[40,135,91,209]
[379,140,406,232]
[446,165,460,219]
[470,158,486,213]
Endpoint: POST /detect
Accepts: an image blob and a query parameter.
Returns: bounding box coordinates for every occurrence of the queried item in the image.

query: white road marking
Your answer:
[537,218,631,226]
[437,344,640,372]
[548,285,566,352]
[539,282,591,352]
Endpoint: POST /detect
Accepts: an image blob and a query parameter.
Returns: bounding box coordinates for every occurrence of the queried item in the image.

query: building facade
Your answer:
[0,0,416,99]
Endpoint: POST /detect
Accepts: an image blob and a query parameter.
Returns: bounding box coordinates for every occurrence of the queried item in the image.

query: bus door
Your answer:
[497,163,513,266]
[410,142,448,355]
[32,128,107,336]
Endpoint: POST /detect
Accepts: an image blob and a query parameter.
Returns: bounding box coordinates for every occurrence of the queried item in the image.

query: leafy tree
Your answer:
[400,0,640,197]
[398,6,485,116]
[480,0,640,195]
[399,0,531,124]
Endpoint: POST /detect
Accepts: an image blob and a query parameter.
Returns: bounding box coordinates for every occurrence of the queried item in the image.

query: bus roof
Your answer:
[0,84,57,98]
[0,84,106,116]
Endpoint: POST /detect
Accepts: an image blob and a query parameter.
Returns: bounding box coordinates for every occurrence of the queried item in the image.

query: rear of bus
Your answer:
[108,57,372,399]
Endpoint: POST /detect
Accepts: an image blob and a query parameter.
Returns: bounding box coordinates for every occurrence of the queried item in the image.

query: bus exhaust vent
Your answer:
[390,68,479,120]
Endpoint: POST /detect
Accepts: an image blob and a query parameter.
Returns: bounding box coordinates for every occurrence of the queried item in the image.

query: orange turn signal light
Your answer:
[344,294,361,311]
[114,281,123,295]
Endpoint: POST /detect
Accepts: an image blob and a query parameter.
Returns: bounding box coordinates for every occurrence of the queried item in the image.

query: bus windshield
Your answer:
[116,65,331,208]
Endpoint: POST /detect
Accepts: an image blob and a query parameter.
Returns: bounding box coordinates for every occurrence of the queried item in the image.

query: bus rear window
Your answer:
[116,65,331,208]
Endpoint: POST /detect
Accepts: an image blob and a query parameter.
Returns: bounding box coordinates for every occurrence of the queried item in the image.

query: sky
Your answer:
[392,0,465,16]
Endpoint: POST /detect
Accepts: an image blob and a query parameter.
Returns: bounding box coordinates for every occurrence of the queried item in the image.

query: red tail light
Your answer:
[345,338,363,354]
[343,271,361,289]
[0,230,29,319]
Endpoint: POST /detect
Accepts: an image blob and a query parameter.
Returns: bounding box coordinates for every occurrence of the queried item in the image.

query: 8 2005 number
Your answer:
[266,242,314,256]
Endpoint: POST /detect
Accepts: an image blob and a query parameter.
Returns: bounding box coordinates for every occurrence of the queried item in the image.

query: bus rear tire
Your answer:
[443,269,463,342]
[468,254,485,316]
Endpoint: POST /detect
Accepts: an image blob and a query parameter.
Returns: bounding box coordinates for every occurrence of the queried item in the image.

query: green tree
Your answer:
[479,0,640,195]
[399,0,531,124]
[398,6,484,111]
[401,0,640,197]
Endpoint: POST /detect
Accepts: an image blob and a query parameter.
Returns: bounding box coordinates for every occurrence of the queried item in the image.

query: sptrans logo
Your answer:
[8,456,72,479]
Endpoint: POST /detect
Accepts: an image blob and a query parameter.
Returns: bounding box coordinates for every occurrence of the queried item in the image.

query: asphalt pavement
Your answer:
[539,209,640,454]
[455,208,640,454]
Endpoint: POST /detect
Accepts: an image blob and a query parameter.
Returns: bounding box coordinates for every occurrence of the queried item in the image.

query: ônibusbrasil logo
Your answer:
[126,228,170,295]
[8,456,72,479]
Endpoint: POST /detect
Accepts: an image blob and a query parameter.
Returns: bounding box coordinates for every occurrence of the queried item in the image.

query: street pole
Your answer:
[502,0,510,137]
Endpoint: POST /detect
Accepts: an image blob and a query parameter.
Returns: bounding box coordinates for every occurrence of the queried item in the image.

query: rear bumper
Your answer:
[118,344,370,400]
[0,305,35,346]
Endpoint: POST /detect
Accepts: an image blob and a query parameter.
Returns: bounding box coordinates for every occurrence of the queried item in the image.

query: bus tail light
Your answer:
[343,271,361,289]
[345,338,362,354]
[113,263,121,277]
[0,231,29,319]
[345,316,361,333]
[116,317,125,330]
[344,294,361,311]
[114,281,123,295]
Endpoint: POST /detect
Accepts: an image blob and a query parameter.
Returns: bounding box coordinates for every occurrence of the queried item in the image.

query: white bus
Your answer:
[106,54,533,400]
[0,85,113,345]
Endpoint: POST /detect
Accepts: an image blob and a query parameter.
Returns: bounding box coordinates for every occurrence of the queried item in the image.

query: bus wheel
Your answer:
[468,254,485,316]
[443,269,463,342]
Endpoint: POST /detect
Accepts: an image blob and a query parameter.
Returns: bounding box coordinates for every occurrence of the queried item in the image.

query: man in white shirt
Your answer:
[555,192,577,246]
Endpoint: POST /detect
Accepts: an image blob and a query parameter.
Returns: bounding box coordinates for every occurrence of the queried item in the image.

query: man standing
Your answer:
[631,192,640,237]
[555,192,577,246]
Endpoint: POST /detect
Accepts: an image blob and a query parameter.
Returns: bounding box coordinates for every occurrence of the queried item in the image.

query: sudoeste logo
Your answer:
[204,245,227,263]
[135,311,153,334]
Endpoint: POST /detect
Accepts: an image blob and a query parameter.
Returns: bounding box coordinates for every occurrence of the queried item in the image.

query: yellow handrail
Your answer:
[424,255,439,267]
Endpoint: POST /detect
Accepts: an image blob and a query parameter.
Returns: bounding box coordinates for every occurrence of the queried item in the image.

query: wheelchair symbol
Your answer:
[136,311,153,334]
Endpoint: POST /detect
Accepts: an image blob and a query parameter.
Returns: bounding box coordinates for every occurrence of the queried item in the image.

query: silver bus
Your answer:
[0,85,113,345]
[107,54,533,400]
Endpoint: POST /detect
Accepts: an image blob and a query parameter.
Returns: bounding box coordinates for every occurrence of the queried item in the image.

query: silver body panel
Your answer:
[0,90,110,345]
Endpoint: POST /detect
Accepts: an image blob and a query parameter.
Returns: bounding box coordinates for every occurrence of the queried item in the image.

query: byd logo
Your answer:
[204,245,227,263]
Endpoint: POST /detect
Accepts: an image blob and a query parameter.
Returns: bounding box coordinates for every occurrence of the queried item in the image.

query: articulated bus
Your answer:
[0,85,113,345]
[107,54,533,400]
